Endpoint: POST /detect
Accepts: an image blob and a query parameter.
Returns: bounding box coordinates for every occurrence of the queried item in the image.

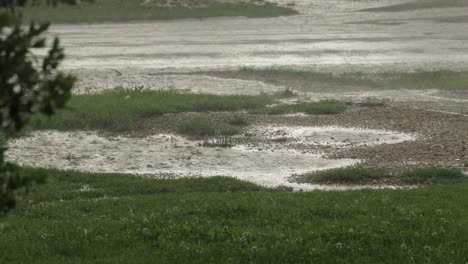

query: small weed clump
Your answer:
[220,127,240,136]
[176,118,241,137]
[228,115,249,126]
[176,118,217,136]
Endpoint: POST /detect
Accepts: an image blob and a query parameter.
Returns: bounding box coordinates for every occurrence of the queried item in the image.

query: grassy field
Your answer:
[1,167,467,263]
[212,68,468,91]
[22,0,297,23]
[28,90,348,133]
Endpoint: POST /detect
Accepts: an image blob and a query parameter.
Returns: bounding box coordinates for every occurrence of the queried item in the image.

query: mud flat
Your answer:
[7,126,415,190]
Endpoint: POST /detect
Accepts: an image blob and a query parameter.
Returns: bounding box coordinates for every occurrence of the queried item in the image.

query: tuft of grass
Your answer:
[176,118,216,136]
[176,118,240,137]
[228,115,249,126]
[2,167,468,263]
[220,127,240,136]
[401,168,466,184]
[307,168,390,183]
[22,0,298,23]
[254,100,349,115]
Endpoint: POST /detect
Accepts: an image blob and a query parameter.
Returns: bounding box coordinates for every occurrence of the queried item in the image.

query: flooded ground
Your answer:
[9,0,468,189]
[53,0,468,72]
[7,127,414,190]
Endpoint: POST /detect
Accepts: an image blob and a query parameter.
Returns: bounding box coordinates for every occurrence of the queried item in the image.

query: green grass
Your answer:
[218,68,468,91]
[1,167,468,263]
[228,115,249,126]
[253,100,349,115]
[305,167,466,185]
[27,90,348,133]
[22,0,298,23]
[307,168,390,183]
[176,118,241,137]
[29,90,273,132]
[176,118,217,136]
[401,168,466,184]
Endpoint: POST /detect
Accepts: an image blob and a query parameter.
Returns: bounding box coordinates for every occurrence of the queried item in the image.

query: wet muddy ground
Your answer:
[9,0,468,190]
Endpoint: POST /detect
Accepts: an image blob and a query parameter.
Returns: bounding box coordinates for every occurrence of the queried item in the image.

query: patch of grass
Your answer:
[464,161,468,167]
[27,90,348,134]
[2,167,468,263]
[214,68,468,91]
[220,127,240,136]
[305,167,466,185]
[176,118,216,136]
[307,168,390,183]
[22,0,298,23]
[29,90,273,132]
[254,100,349,115]
[176,118,240,137]
[228,115,249,126]
[401,168,466,184]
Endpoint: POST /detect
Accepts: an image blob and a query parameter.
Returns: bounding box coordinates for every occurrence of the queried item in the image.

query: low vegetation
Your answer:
[1,167,468,263]
[253,100,349,115]
[228,115,249,126]
[22,0,298,23]
[211,68,468,91]
[27,90,348,133]
[305,167,466,185]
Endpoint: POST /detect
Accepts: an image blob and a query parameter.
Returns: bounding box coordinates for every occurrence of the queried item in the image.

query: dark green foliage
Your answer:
[0,4,75,215]
[402,168,466,184]
[307,168,390,183]
[305,167,465,185]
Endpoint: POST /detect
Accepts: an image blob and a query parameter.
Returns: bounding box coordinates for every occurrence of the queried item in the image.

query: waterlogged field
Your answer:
[3,0,468,262]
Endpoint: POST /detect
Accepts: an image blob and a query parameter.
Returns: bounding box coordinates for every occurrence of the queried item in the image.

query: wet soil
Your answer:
[109,104,468,172]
